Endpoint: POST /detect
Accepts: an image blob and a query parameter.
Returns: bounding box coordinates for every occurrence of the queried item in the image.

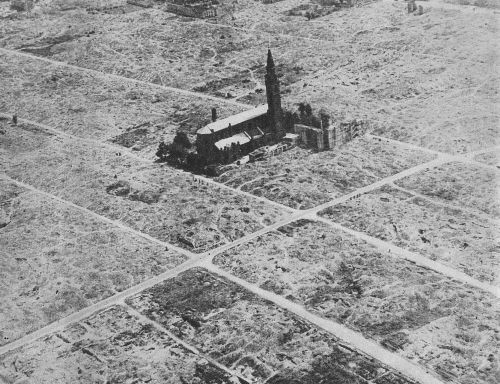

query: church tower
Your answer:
[265,49,285,140]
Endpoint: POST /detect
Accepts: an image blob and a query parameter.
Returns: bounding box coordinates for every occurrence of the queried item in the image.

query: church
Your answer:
[195,49,286,164]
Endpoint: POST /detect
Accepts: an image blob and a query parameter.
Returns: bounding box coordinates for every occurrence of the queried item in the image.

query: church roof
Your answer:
[214,132,251,150]
[197,104,268,135]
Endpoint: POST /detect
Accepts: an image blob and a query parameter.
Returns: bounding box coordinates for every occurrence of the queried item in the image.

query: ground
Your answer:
[0,0,498,383]
[0,119,290,252]
[216,136,436,209]
[0,305,242,384]
[213,220,500,384]
[319,185,500,286]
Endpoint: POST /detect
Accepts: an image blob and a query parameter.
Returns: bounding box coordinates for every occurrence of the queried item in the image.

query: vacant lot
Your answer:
[3,0,496,130]
[228,0,497,64]
[320,186,499,286]
[443,0,500,9]
[0,120,290,252]
[216,136,436,209]
[0,305,241,384]
[0,179,186,346]
[0,6,342,98]
[126,267,413,384]
[369,95,500,155]
[0,53,245,146]
[0,0,498,383]
[247,2,499,154]
[474,149,500,167]
[213,219,500,384]
[395,162,500,217]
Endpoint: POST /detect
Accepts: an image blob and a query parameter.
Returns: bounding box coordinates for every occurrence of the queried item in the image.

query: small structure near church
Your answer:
[248,142,292,162]
[283,132,300,146]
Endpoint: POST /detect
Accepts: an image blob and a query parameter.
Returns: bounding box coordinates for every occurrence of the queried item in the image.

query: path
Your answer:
[0,251,204,356]
[0,140,489,384]
[389,182,498,222]
[3,117,496,298]
[1,31,497,383]
[0,175,195,259]
[312,216,500,298]
[368,134,500,171]
[0,48,249,109]
[125,306,250,383]
[304,157,449,214]
[191,17,490,66]
[205,263,445,384]
[0,112,296,213]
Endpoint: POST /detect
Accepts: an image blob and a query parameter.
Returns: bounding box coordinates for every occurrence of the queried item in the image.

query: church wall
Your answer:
[196,114,270,164]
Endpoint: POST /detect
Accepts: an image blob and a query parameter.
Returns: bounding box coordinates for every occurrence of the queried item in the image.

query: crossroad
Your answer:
[1,35,498,384]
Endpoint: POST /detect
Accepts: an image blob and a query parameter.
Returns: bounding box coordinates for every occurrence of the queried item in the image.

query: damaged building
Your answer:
[294,119,367,151]
[193,49,367,167]
[195,49,286,164]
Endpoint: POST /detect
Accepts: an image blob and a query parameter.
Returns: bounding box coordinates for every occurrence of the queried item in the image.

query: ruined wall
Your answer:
[294,124,324,151]
[333,119,368,146]
[294,120,368,151]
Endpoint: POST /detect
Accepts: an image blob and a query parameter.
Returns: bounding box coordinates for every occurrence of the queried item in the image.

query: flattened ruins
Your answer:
[0,0,499,383]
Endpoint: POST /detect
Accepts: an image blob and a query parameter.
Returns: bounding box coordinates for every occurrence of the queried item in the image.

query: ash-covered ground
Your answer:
[0,0,498,383]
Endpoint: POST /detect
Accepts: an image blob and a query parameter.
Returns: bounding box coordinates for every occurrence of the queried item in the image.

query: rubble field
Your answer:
[213,219,500,384]
[0,0,498,383]
[0,119,290,252]
[319,185,500,286]
[216,136,436,209]
[230,0,497,62]
[0,305,243,384]
[474,149,500,168]
[0,53,245,148]
[271,1,499,154]
[2,0,497,134]
[126,267,417,384]
[368,94,499,155]
[0,5,347,98]
[0,179,186,346]
[395,161,500,218]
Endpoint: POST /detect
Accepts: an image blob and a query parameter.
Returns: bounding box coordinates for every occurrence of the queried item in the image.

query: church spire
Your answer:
[265,49,285,140]
[267,49,275,70]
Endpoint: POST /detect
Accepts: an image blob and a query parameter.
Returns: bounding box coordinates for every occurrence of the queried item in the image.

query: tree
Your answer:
[298,102,306,118]
[169,131,192,165]
[304,103,312,116]
[156,132,192,165]
[310,115,321,129]
[156,141,169,162]
[186,152,206,173]
[173,131,191,149]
